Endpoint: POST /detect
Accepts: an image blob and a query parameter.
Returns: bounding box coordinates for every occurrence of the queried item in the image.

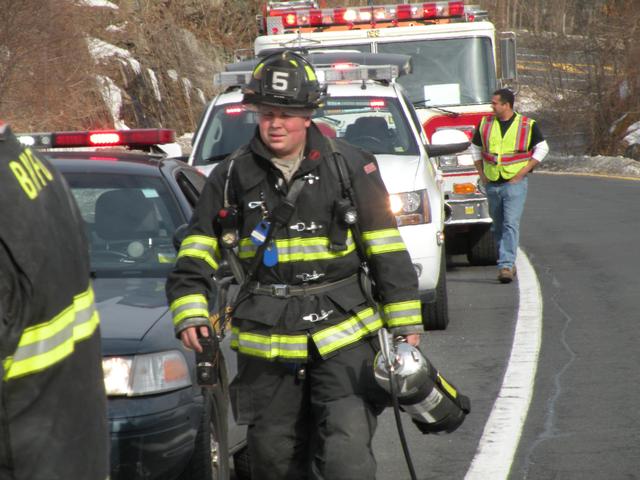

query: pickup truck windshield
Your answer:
[377,36,496,107]
[193,95,417,166]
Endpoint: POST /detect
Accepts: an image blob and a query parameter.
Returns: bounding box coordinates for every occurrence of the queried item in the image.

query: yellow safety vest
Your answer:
[480,113,534,181]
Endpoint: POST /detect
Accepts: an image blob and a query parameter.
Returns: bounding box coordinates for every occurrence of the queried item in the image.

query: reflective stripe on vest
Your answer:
[170,293,209,327]
[238,232,356,262]
[383,300,422,328]
[230,328,309,360]
[177,235,220,271]
[3,286,100,381]
[230,306,383,360]
[362,228,407,256]
[480,114,534,179]
[312,306,382,357]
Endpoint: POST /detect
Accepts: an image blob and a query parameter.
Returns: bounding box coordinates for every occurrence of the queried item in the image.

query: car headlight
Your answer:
[103,350,191,396]
[389,189,431,226]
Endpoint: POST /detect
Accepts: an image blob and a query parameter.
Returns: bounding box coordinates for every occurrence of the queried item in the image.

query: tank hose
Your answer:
[388,363,418,480]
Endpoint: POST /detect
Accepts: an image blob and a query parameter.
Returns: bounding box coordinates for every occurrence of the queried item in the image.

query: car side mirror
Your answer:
[173,223,189,252]
[426,142,470,158]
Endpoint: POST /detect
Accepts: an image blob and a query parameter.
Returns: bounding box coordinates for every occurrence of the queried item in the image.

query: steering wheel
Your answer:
[91,249,130,261]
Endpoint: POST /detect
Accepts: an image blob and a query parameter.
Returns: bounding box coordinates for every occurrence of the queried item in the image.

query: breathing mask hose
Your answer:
[385,341,418,480]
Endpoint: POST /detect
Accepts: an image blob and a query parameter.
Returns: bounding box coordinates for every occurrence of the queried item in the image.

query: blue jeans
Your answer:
[485,177,528,269]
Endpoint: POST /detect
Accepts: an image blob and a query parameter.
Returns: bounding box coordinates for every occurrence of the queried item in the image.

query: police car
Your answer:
[17,129,249,480]
[190,51,466,330]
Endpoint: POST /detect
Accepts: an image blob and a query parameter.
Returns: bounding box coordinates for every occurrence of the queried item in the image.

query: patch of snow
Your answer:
[96,75,128,129]
[87,37,141,75]
[167,70,179,82]
[623,121,640,146]
[541,154,640,177]
[147,68,161,101]
[77,0,118,9]
[196,88,206,104]
[156,143,183,158]
[182,78,192,100]
[106,23,126,33]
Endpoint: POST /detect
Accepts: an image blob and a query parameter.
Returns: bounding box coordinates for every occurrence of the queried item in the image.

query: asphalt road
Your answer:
[374,173,640,480]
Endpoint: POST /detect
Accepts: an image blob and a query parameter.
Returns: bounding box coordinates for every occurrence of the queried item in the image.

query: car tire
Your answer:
[422,249,449,330]
[179,384,230,480]
[233,446,252,480]
[467,225,497,266]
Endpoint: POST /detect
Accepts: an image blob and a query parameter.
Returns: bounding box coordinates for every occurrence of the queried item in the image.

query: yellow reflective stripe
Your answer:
[238,233,355,262]
[313,307,383,357]
[177,235,220,270]
[362,228,407,255]
[437,374,458,398]
[170,294,209,326]
[384,300,422,327]
[230,327,308,360]
[304,65,317,81]
[4,287,100,381]
[157,252,176,263]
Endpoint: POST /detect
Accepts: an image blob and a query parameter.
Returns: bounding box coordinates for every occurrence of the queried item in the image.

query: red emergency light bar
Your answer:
[225,105,245,115]
[264,1,467,33]
[53,129,175,148]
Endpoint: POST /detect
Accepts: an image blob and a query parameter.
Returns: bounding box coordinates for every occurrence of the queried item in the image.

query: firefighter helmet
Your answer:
[242,50,325,109]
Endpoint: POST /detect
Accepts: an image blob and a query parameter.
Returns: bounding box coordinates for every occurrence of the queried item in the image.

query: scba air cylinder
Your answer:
[374,341,470,434]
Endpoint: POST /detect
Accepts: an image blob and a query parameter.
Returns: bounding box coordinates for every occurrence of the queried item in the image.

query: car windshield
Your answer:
[193,94,417,164]
[63,172,184,278]
[315,96,419,155]
[377,37,496,107]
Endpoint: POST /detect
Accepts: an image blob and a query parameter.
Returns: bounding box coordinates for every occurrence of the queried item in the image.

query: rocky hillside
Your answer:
[0,0,262,134]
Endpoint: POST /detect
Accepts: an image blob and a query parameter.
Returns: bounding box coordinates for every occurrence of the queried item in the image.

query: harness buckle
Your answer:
[271,284,290,298]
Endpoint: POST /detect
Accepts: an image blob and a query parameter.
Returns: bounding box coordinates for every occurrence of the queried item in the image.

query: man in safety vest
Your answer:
[471,89,549,283]
[0,121,109,479]
[166,51,423,479]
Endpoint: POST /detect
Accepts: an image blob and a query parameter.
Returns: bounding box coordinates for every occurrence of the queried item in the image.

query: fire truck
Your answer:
[254,0,517,265]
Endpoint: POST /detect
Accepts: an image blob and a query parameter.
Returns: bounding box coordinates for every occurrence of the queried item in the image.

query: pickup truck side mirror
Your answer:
[427,128,472,157]
[426,141,470,158]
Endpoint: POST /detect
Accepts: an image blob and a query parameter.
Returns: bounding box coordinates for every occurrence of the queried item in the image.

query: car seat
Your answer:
[344,117,393,153]
[94,189,159,251]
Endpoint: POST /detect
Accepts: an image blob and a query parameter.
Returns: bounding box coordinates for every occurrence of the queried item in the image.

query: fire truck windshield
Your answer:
[377,36,496,107]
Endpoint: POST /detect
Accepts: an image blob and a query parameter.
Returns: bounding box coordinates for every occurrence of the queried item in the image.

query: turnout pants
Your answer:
[229,337,389,480]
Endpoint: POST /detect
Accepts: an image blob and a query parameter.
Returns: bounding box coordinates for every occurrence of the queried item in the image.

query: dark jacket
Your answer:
[167,123,422,361]
[0,124,109,480]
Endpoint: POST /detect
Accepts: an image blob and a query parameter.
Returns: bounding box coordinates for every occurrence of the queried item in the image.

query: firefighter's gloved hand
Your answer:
[180,325,211,353]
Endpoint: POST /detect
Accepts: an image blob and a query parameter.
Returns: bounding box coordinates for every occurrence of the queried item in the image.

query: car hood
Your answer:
[93,277,169,343]
[375,154,429,193]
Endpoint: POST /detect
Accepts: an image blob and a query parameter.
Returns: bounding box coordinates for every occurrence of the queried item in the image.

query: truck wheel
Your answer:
[180,372,230,480]
[233,446,252,480]
[422,250,449,330]
[467,225,497,266]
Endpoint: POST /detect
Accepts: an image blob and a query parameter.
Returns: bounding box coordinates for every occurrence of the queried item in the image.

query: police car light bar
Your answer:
[262,1,469,34]
[214,63,398,88]
[17,129,176,149]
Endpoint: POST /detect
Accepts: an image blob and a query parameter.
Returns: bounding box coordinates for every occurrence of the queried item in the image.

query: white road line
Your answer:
[464,248,543,480]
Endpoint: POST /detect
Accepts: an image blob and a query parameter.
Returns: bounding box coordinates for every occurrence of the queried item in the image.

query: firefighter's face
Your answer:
[257,106,311,159]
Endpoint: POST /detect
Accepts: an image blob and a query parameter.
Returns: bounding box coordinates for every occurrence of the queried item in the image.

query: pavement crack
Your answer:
[521,292,577,479]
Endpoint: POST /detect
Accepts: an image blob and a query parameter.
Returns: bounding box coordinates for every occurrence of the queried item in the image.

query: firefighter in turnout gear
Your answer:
[166,51,424,479]
[0,122,109,479]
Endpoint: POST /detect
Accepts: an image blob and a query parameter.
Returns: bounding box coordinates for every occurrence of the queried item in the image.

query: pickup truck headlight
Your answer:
[103,350,191,396]
[439,152,475,167]
[389,189,431,226]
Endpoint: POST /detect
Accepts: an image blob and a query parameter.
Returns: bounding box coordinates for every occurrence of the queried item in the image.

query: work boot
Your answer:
[497,267,513,284]
[511,265,517,277]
